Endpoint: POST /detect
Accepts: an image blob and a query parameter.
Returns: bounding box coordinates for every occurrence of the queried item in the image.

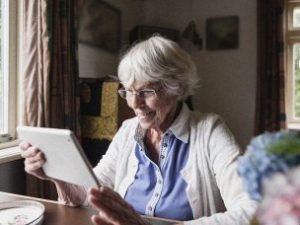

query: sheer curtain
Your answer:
[23,0,50,127]
[23,0,80,200]
[255,0,286,134]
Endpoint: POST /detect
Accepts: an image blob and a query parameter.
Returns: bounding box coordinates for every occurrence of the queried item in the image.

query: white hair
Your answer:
[118,35,200,100]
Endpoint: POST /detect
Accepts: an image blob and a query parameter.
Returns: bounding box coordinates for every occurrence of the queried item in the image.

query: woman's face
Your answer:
[125,82,179,132]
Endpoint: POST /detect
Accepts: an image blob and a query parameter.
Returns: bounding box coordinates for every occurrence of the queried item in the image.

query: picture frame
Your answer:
[206,16,239,50]
[78,0,121,53]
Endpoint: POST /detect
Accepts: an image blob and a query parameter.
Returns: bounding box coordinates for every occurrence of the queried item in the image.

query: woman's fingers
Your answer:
[24,158,45,171]
[89,187,133,214]
[20,145,39,157]
[19,142,48,180]
[91,214,113,225]
[23,150,45,170]
[24,158,48,180]
[19,141,30,150]
[88,187,146,225]
[20,143,46,166]
[90,187,129,207]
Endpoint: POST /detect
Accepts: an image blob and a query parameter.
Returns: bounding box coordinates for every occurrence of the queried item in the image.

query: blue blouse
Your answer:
[124,130,193,221]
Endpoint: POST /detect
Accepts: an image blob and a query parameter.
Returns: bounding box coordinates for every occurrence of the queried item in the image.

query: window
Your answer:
[0,0,18,142]
[285,0,300,129]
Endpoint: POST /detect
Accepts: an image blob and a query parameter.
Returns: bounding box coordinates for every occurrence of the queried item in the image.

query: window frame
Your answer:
[285,0,300,129]
[0,0,21,146]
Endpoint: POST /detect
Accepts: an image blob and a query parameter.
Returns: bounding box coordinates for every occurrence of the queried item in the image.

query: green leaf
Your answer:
[267,136,300,155]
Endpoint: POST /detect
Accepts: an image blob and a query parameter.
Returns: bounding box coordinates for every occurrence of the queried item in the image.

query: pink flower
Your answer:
[256,167,300,225]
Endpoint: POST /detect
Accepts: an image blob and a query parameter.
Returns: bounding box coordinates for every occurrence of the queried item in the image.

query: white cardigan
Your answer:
[93,104,258,225]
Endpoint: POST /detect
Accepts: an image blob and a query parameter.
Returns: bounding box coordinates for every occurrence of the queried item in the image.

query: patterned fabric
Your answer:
[255,0,286,134]
[81,81,119,140]
[47,0,81,137]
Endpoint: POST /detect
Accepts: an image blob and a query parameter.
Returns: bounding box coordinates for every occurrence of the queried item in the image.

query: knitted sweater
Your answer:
[93,104,258,225]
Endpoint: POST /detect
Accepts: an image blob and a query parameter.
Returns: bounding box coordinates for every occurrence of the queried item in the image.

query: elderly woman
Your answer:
[20,36,257,225]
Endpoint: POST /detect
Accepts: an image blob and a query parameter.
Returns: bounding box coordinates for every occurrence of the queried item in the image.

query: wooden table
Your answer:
[0,191,96,225]
[0,192,178,225]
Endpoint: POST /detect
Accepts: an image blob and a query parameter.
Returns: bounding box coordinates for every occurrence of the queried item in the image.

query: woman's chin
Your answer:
[138,119,155,130]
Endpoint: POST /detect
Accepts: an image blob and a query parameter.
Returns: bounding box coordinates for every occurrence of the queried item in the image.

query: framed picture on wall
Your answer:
[206,16,239,50]
[78,0,121,53]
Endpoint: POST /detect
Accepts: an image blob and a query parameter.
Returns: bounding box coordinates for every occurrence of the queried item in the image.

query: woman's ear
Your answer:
[177,87,186,101]
[177,87,185,99]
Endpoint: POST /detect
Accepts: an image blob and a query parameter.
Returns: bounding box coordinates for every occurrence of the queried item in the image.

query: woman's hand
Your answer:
[19,141,49,180]
[88,187,148,225]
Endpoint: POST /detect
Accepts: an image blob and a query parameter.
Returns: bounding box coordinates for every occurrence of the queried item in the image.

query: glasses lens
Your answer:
[141,90,156,98]
[118,88,158,99]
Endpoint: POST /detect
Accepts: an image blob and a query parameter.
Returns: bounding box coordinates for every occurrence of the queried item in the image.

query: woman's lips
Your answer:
[136,111,154,119]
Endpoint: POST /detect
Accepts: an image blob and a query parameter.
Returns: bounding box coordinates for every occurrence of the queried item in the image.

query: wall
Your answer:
[78,0,257,148]
[79,0,145,78]
[0,160,26,194]
[143,0,257,148]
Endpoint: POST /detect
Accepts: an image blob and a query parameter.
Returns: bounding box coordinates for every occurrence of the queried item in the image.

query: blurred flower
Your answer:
[256,167,300,225]
[237,130,300,201]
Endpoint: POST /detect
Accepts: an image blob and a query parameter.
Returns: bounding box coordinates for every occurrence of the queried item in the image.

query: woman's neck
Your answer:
[144,102,182,163]
[155,102,182,134]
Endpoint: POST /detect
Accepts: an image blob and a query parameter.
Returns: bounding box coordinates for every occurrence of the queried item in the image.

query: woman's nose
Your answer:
[130,95,145,109]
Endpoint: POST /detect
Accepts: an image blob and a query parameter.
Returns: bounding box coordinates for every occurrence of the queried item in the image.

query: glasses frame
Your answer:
[118,86,162,100]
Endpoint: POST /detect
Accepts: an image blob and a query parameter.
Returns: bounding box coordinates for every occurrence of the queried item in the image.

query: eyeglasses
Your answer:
[118,87,162,100]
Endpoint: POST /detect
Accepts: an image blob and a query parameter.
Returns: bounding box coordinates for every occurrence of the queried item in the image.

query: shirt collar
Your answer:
[134,103,191,144]
[168,103,190,143]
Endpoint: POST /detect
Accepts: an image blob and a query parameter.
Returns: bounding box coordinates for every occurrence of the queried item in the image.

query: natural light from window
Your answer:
[285,0,300,128]
[0,0,7,134]
[0,0,18,141]
[293,43,300,118]
[293,8,300,27]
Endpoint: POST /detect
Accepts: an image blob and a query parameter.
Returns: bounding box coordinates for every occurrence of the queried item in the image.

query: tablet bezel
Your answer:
[17,126,100,188]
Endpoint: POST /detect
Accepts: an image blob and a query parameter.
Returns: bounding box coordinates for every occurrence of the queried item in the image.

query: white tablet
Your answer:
[17,126,100,188]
